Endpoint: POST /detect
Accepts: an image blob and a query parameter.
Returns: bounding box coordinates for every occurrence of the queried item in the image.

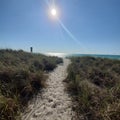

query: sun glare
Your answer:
[51,8,57,16]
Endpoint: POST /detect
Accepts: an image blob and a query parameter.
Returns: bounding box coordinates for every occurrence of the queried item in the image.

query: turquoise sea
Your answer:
[67,54,120,60]
[46,52,120,60]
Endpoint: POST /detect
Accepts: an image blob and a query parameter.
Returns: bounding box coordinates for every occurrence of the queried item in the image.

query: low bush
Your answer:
[0,49,63,120]
[67,57,120,120]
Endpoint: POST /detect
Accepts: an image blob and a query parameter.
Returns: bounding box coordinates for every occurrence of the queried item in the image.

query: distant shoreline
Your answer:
[67,54,120,60]
[45,52,120,60]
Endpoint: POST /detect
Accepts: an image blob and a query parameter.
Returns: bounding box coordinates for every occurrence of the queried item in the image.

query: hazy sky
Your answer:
[0,0,120,54]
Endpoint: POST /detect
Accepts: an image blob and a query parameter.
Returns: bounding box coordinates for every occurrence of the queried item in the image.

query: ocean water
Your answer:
[67,54,120,60]
[45,52,66,57]
[45,52,120,60]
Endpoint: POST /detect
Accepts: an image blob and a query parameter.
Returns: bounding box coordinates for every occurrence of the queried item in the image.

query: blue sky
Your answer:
[0,0,120,54]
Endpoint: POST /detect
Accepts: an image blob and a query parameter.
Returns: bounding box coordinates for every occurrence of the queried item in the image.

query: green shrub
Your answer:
[0,49,62,120]
[67,57,120,120]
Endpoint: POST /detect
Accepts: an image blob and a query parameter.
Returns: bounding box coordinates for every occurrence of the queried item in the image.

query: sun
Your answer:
[49,6,59,19]
[51,8,57,16]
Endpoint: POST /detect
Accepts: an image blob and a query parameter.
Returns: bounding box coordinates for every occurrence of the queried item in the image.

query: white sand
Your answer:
[21,59,75,120]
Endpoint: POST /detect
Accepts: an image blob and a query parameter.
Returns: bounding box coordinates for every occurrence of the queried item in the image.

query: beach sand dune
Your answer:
[22,59,75,120]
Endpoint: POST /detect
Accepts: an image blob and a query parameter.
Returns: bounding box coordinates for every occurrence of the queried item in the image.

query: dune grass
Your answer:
[66,57,120,120]
[0,49,63,120]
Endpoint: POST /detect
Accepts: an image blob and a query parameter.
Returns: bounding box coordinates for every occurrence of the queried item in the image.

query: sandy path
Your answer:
[21,59,75,120]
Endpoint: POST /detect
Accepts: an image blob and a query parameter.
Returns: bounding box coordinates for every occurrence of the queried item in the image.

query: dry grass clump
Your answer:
[0,49,63,120]
[0,95,19,120]
[67,57,120,120]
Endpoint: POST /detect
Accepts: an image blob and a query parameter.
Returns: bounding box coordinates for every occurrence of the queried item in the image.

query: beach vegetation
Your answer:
[0,49,63,120]
[67,57,120,120]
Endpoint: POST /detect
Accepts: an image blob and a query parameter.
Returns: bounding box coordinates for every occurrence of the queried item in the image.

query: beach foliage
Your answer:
[0,49,63,120]
[67,57,120,120]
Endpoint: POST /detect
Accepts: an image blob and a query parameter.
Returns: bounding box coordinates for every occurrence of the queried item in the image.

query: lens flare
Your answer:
[51,8,57,16]
[44,0,87,52]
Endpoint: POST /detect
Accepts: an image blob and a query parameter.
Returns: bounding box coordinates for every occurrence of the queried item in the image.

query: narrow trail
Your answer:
[22,59,75,120]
